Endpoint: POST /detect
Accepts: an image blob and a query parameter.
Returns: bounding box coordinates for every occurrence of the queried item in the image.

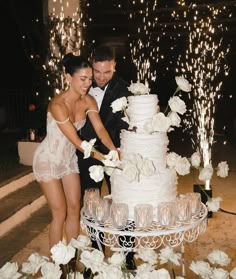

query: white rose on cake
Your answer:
[122,161,140,182]
[110,96,127,113]
[175,76,192,92]
[128,82,150,95]
[148,112,172,133]
[168,96,187,115]
[175,156,191,175]
[139,159,156,176]
[168,111,181,127]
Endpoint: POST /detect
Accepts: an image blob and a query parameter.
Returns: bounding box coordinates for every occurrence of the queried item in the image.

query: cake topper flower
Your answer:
[128,82,150,95]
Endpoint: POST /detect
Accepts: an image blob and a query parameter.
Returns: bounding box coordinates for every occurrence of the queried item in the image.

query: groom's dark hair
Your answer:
[91,45,115,62]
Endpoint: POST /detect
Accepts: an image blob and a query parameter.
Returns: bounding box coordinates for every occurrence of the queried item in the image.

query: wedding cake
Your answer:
[110,86,178,220]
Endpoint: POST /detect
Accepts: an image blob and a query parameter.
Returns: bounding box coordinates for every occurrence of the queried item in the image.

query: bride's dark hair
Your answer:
[62,53,91,76]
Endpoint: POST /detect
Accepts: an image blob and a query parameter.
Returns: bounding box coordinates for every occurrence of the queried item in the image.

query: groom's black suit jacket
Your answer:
[77,74,130,197]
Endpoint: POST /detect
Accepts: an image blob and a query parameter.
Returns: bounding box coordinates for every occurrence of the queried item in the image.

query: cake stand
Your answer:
[80,203,208,277]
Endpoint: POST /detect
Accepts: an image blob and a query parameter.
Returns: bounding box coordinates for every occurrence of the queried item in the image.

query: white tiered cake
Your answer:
[110,93,177,220]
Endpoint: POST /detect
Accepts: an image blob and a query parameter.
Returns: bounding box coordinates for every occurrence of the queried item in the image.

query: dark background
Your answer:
[0,0,235,147]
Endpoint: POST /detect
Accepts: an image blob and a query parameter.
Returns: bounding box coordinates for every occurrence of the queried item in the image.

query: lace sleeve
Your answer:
[55,117,70,124]
[86,109,99,115]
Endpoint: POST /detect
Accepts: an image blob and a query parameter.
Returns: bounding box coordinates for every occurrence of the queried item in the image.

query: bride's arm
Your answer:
[85,96,117,152]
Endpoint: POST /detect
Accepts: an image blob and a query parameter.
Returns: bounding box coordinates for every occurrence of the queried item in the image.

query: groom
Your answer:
[77,45,129,199]
[76,45,136,270]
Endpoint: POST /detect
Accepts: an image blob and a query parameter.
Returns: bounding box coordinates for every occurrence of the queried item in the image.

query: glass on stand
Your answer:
[83,188,100,217]
[110,202,129,229]
[175,197,191,222]
[157,201,176,226]
[134,204,153,229]
[184,192,202,215]
[93,198,111,223]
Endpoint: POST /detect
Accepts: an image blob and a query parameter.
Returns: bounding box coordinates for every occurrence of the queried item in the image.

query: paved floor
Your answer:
[4,137,236,277]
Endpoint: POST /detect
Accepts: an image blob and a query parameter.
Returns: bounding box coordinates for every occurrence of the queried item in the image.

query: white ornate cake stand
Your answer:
[81,203,208,277]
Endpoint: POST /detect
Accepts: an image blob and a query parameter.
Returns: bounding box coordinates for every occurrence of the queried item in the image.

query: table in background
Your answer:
[18,141,40,166]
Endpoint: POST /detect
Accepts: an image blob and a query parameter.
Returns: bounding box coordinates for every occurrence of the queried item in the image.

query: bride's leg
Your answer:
[40,179,66,248]
[62,173,81,243]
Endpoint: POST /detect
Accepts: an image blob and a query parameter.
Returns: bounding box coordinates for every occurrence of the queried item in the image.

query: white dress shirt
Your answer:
[88,84,108,111]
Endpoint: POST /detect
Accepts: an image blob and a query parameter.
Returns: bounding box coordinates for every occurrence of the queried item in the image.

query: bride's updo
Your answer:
[62,53,91,76]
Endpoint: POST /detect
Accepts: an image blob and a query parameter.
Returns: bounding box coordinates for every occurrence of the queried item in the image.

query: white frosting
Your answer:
[111,94,177,220]
[120,130,168,169]
[126,95,159,132]
[111,168,177,220]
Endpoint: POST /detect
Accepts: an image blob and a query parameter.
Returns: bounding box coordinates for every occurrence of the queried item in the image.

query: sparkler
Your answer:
[44,0,82,95]
[176,3,230,190]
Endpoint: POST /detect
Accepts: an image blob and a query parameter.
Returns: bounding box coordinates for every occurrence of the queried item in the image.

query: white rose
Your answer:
[175,76,192,92]
[152,268,171,279]
[207,250,231,266]
[110,97,127,113]
[230,267,236,279]
[166,152,179,168]
[0,262,21,279]
[135,248,158,265]
[199,164,213,181]
[80,138,96,159]
[159,246,181,266]
[80,249,105,274]
[107,252,126,266]
[206,197,223,212]
[122,161,140,182]
[217,161,229,178]
[102,150,121,176]
[89,165,104,182]
[190,152,201,168]
[135,263,154,276]
[26,253,49,275]
[175,156,191,176]
[144,121,154,133]
[168,96,186,115]
[168,111,181,127]
[40,262,62,279]
[139,159,156,176]
[190,260,212,277]
[100,265,123,279]
[50,241,75,265]
[211,267,229,279]
[128,82,150,95]
[152,112,171,132]
[69,235,91,250]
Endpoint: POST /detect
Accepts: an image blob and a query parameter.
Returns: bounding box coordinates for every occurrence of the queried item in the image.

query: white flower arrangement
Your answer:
[166,150,229,212]
[1,238,236,279]
[110,75,190,133]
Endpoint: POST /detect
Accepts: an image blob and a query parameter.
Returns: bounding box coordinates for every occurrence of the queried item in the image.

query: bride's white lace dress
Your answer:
[33,112,85,182]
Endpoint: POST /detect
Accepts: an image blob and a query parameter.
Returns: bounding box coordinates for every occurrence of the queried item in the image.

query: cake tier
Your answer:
[120,130,169,169]
[126,95,159,132]
[110,168,177,220]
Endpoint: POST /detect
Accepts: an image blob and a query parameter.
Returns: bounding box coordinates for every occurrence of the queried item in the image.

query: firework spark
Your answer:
[176,3,230,189]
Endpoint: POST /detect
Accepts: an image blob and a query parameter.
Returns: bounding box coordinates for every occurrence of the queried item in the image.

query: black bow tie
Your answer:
[91,81,108,91]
